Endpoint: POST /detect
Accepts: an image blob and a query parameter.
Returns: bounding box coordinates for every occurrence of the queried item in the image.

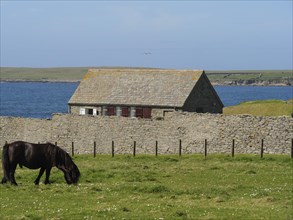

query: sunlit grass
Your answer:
[224,99,292,116]
[0,154,292,219]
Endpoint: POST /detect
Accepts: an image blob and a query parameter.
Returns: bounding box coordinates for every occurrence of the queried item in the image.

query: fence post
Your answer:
[204,139,207,158]
[112,141,115,157]
[133,141,136,157]
[260,139,264,158]
[5,141,7,145]
[72,142,74,157]
[94,141,96,158]
[291,138,293,159]
[155,140,158,157]
[232,139,235,158]
[179,139,182,157]
[55,142,57,146]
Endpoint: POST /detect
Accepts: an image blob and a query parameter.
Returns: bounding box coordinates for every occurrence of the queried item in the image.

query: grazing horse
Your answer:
[1,141,80,185]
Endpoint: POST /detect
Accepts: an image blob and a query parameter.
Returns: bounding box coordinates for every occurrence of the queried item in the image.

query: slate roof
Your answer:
[68,69,204,107]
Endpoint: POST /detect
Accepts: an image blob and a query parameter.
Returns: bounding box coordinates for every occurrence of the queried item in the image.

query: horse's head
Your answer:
[55,146,80,185]
[65,163,80,185]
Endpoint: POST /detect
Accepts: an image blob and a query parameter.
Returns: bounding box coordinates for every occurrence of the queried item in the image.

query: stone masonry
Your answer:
[0,113,292,155]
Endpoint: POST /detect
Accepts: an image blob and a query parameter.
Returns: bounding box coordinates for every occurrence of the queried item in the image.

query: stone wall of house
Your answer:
[0,113,292,155]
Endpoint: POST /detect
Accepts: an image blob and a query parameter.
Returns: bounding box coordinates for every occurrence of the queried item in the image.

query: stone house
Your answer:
[68,68,223,118]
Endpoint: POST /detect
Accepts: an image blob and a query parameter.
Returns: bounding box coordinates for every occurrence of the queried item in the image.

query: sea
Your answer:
[0,82,292,118]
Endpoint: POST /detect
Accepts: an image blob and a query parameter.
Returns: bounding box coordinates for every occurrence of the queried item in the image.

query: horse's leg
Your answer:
[34,167,45,185]
[9,163,18,186]
[44,167,52,184]
[1,177,8,184]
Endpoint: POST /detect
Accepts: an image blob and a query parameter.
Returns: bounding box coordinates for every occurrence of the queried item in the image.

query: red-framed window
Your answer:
[121,107,129,117]
[135,107,152,118]
[143,107,152,118]
[136,108,143,118]
[107,106,116,116]
[105,106,151,118]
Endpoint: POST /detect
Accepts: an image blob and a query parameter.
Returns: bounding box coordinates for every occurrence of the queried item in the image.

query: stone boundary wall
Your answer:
[0,113,292,155]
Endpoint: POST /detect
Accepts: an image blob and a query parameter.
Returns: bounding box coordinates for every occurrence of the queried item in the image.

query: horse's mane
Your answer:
[49,143,74,169]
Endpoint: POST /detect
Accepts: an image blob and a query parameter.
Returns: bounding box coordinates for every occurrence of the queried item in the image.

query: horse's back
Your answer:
[5,141,55,169]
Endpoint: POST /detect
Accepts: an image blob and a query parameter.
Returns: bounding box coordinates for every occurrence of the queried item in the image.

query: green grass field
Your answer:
[224,99,292,116]
[1,154,292,220]
[206,70,292,80]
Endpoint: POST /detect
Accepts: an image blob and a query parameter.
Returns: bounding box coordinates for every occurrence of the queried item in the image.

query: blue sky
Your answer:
[1,1,292,70]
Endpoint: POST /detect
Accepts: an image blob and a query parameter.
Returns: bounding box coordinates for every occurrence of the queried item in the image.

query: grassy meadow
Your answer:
[206,70,292,83]
[0,154,292,220]
[223,99,292,116]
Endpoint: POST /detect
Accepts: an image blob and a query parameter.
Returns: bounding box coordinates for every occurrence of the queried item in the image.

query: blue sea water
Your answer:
[214,85,292,107]
[0,82,79,118]
[0,82,292,118]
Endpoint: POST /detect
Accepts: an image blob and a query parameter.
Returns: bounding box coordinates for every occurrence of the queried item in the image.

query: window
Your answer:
[107,106,116,116]
[87,109,93,115]
[80,108,86,115]
[143,108,152,118]
[122,107,130,117]
[96,106,151,118]
[136,108,143,118]
[80,108,97,115]
[135,107,152,118]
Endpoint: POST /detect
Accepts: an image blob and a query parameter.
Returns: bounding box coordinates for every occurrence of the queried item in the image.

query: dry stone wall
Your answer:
[0,113,292,155]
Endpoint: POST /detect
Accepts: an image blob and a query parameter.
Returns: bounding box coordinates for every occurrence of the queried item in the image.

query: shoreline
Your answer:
[0,80,291,86]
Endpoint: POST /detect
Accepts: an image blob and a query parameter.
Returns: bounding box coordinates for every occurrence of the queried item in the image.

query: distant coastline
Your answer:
[1,80,290,86]
[0,67,292,86]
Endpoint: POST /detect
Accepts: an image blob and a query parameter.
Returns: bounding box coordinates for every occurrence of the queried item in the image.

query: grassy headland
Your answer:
[206,70,292,86]
[224,99,292,116]
[1,67,292,85]
[0,154,292,219]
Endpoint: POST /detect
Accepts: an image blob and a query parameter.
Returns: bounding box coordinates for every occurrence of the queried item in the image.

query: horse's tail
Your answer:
[2,143,10,181]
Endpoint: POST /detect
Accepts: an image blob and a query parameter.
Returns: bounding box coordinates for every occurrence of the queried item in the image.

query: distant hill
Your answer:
[0,67,292,86]
[206,70,292,86]
[223,99,292,116]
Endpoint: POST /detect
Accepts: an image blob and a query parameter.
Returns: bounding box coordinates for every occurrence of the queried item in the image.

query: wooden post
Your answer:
[5,141,7,145]
[94,141,96,158]
[232,139,235,158]
[291,138,293,159]
[155,141,158,157]
[260,139,264,158]
[112,141,114,157]
[133,141,136,157]
[179,139,182,157]
[55,142,57,146]
[72,142,74,157]
[204,139,207,158]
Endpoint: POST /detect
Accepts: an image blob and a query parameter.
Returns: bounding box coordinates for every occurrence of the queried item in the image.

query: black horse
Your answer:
[1,141,80,185]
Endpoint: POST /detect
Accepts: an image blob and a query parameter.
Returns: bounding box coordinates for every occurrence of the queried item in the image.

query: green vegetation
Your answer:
[1,67,292,85]
[206,70,292,85]
[224,99,292,116]
[0,67,89,82]
[1,154,292,219]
